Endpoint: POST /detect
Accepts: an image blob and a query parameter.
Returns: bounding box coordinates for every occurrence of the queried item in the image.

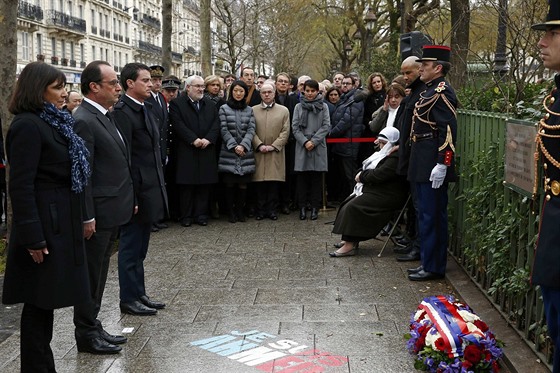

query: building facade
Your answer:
[16,0,206,88]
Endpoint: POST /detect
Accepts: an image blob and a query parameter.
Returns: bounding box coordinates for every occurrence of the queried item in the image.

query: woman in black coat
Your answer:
[329,127,408,257]
[359,72,388,162]
[2,62,91,372]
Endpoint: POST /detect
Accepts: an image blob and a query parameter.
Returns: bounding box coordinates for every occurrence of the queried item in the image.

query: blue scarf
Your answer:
[39,102,91,193]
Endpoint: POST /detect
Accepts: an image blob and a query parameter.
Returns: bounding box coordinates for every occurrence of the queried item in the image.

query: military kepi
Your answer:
[150,65,165,78]
[415,45,451,63]
[532,0,560,30]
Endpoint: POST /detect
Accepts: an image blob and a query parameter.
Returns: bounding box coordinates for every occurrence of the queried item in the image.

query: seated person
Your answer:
[329,127,408,257]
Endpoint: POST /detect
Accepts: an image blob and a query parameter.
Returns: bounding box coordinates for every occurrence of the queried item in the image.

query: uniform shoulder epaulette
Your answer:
[435,81,447,93]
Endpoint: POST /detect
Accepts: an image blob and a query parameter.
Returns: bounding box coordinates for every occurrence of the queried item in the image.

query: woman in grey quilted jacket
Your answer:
[218,80,256,223]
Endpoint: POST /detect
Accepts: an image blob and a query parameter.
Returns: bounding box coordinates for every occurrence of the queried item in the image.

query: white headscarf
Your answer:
[353,127,400,196]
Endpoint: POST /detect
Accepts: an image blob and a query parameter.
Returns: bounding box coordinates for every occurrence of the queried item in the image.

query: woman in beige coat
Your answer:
[252,83,290,220]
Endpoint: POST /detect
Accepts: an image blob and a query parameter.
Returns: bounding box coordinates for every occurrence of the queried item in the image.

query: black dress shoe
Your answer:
[407,265,423,274]
[77,336,122,354]
[154,222,168,229]
[299,208,307,220]
[310,208,319,220]
[269,213,278,221]
[396,236,411,247]
[393,244,413,254]
[281,206,290,215]
[99,329,127,345]
[408,269,445,281]
[396,251,421,262]
[255,215,263,220]
[151,224,160,232]
[140,295,166,310]
[120,301,157,316]
[197,219,208,226]
[180,218,192,227]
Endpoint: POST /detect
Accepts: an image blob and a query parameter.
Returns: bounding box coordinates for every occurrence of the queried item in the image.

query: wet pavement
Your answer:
[0,210,549,372]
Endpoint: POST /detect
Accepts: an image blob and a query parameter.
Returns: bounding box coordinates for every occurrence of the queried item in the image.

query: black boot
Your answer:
[299,207,307,220]
[310,208,319,220]
[236,188,247,222]
[225,187,236,223]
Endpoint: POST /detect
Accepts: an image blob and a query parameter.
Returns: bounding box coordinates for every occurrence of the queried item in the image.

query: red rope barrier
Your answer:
[326,137,377,143]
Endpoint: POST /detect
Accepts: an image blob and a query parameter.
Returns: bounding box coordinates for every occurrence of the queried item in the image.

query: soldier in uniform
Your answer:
[406,45,458,281]
[532,2,560,371]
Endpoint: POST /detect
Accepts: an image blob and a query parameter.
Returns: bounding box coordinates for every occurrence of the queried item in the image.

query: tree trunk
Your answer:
[0,0,17,238]
[450,0,470,89]
[161,0,172,74]
[200,0,212,76]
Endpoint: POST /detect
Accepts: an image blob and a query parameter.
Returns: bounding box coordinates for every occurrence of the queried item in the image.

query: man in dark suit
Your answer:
[73,61,135,354]
[406,46,458,282]
[113,63,168,316]
[146,65,169,232]
[240,67,262,107]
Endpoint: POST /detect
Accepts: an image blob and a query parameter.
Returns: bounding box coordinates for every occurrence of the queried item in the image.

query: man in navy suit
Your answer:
[73,61,134,354]
[113,63,168,316]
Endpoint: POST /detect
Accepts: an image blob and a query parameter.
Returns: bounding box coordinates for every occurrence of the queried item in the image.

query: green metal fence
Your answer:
[450,110,554,368]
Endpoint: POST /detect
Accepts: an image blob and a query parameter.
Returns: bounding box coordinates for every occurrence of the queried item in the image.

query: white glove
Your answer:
[429,164,447,189]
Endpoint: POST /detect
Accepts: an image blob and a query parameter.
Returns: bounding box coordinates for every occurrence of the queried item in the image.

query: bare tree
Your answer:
[162,0,172,73]
[450,0,470,89]
[0,0,17,237]
[200,0,212,76]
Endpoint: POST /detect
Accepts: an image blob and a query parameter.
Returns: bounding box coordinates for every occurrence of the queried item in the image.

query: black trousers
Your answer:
[255,181,280,216]
[21,303,56,373]
[296,171,323,210]
[335,155,358,198]
[74,227,118,341]
[179,184,211,221]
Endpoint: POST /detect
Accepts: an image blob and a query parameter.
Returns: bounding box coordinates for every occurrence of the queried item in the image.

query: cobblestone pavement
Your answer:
[0,210,548,372]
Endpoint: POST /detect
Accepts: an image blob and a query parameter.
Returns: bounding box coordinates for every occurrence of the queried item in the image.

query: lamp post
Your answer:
[343,36,352,72]
[363,7,377,63]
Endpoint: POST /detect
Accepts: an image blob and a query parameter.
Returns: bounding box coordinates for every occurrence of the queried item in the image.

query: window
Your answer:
[80,43,84,62]
[37,33,43,54]
[70,41,74,60]
[92,45,96,60]
[20,32,29,60]
[67,1,72,16]
[51,37,56,56]
[61,39,66,58]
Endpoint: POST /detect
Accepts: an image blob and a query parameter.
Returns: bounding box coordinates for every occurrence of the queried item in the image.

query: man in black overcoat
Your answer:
[532,3,560,371]
[112,62,168,316]
[169,75,220,227]
[73,61,134,354]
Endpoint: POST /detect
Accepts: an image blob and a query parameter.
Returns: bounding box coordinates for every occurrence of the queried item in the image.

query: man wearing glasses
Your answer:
[73,61,134,354]
[169,75,220,227]
[329,75,365,197]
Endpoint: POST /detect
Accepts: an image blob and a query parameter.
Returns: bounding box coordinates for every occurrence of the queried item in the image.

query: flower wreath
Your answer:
[406,295,504,372]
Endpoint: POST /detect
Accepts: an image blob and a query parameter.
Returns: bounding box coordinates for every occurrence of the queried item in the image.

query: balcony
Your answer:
[70,59,76,67]
[172,51,183,62]
[18,0,43,22]
[45,9,86,36]
[51,56,59,65]
[139,13,161,30]
[36,54,45,61]
[61,57,68,66]
[135,40,162,55]
[80,61,86,68]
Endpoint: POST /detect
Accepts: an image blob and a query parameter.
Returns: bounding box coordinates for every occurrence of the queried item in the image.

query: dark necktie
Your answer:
[194,101,200,111]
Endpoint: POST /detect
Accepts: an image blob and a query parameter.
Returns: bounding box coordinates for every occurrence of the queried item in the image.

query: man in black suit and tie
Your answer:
[73,61,135,354]
[113,63,168,316]
[146,65,169,232]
